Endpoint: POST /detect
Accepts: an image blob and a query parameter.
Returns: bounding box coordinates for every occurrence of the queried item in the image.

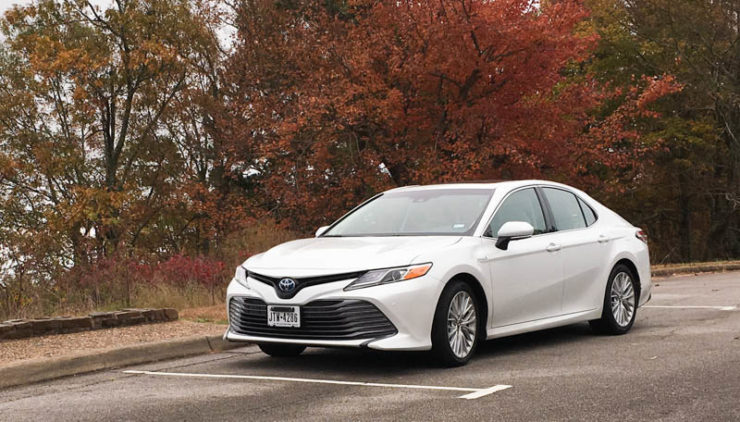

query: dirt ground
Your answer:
[0,319,225,365]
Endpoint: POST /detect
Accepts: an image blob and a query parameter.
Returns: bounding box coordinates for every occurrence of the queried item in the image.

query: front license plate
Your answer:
[267,305,300,328]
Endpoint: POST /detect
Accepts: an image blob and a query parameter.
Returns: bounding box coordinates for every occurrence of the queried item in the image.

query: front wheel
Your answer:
[431,281,481,366]
[258,343,306,357]
[590,264,638,334]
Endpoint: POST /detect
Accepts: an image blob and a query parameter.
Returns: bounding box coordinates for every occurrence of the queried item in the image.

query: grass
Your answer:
[652,259,740,270]
[180,304,228,325]
[651,259,740,277]
[0,221,298,321]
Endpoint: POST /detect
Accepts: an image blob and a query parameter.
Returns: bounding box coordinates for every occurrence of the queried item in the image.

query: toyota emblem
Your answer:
[278,278,297,293]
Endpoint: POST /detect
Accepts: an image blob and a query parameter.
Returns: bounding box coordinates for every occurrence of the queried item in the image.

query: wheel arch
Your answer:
[445,272,489,340]
[613,258,641,304]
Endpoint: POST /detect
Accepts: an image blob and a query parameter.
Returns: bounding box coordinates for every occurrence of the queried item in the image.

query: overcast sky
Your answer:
[0,0,113,18]
[0,0,32,16]
[0,0,234,44]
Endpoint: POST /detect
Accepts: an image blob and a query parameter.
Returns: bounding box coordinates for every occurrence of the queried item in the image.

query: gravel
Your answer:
[0,320,225,365]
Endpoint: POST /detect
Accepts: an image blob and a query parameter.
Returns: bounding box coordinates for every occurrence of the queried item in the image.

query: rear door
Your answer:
[539,187,608,314]
[484,187,565,327]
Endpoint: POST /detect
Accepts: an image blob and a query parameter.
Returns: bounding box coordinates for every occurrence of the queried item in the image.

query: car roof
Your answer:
[386,179,572,193]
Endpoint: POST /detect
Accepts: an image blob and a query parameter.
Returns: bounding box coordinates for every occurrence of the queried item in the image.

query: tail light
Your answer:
[635,229,648,244]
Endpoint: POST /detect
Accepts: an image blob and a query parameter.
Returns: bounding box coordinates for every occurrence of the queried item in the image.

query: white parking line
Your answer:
[644,305,737,311]
[458,384,514,400]
[122,370,512,400]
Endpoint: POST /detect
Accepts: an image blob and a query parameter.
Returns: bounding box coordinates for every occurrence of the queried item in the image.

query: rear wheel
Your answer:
[590,264,638,334]
[431,281,481,366]
[258,343,306,357]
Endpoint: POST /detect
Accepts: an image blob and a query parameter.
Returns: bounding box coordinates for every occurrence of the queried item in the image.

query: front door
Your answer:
[483,187,564,327]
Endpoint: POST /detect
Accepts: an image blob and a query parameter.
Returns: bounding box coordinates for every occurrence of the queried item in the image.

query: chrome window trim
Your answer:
[479,184,600,239]
[479,184,549,239]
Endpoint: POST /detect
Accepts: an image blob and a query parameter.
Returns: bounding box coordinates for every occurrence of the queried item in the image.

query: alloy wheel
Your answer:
[610,271,635,327]
[446,291,477,358]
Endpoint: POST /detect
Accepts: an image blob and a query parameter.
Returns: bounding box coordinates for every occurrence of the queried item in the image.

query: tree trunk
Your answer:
[678,180,692,261]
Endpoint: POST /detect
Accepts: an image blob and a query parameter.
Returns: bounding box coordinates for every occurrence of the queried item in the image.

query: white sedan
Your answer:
[225,180,652,365]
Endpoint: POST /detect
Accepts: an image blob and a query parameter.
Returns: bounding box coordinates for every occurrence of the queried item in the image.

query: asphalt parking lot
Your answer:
[2,271,739,421]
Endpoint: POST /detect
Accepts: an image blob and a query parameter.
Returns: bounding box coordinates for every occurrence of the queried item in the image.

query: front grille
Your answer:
[229,297,397,341]
[248,270,366,299]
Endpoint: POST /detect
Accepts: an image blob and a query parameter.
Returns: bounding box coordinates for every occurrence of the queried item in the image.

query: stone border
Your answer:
[0,308,179,341]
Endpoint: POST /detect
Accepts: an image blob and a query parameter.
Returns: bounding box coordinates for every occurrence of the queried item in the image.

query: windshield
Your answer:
[323,188,494,236]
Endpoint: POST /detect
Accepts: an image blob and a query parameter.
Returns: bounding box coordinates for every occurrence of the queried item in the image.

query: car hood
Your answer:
[243,236,462,276]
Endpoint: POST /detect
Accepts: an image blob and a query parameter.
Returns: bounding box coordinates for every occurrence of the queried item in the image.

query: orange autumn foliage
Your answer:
[221,0,680,228]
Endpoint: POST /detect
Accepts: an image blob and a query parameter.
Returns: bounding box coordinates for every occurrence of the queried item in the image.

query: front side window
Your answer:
[487,188,547,237]
[542,188,587,231]
[323,189,494,236]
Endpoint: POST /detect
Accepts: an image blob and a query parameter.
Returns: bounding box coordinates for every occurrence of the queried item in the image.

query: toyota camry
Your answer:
[225,180,652,365]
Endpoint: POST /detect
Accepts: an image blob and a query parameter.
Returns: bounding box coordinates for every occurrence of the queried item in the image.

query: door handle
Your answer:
[546,243,561,252]
[598,235,609,244]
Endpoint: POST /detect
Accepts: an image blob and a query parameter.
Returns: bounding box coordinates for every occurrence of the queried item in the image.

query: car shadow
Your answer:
[477,322,595,357]
[226,322,597,377]
[229,345,433,377]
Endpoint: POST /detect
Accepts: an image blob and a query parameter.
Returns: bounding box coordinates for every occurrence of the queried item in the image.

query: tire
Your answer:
[258,343,306,357]
[431,280,481,366]
[589,264,638,335]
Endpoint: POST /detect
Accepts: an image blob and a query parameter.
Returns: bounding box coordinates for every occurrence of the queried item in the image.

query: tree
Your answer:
[0,0,232,307]
[221,0,678,229]
[587,0,740,261]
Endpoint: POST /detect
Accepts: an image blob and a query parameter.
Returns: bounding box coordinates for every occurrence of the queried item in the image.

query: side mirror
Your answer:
[315,226,330,237]
[495,221,534,250]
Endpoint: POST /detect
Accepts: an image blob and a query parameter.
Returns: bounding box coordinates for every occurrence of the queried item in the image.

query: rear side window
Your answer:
[577,197,597,226]
[487,188,547,237]
[542,188,586,231]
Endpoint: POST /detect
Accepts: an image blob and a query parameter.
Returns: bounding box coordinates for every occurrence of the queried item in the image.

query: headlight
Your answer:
[234,266,250,289]
[344,263,432,291]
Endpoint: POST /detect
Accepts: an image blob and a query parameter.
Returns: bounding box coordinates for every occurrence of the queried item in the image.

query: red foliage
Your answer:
[155,254,226,288]
[75,254,226,291]
[221,0,680,230]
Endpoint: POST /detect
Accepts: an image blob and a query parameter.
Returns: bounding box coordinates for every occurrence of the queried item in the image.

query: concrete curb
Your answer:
[651,262,740,278]
[0,334,244,390]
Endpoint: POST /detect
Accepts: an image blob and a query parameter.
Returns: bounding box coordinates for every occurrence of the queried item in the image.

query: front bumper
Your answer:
[224,271,444,351]
[229,297,397,342]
